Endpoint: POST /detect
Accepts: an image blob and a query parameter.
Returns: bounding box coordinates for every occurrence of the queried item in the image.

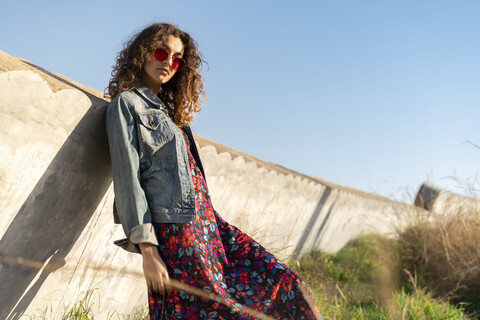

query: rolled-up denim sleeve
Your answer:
[105,95,158,250]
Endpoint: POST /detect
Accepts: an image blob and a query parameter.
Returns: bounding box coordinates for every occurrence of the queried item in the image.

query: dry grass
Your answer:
[290,233,472,320]
[397,205,480,315]
[9,183,480,319]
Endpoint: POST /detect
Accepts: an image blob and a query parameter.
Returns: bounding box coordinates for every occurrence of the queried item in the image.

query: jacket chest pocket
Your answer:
[137,111,174,148]
[140,155,176,200]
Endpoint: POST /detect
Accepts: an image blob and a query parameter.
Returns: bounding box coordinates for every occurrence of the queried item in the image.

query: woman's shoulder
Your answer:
[108,89,148,112]
[110,89,140,105]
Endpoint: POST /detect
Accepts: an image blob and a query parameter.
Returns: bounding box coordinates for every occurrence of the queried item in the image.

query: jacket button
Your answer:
[149,119,155,126]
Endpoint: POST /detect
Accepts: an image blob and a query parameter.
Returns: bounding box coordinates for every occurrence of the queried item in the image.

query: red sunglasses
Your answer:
[154,48,186,71]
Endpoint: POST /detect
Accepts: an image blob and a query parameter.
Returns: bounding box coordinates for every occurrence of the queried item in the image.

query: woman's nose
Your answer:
[163,55,174,67]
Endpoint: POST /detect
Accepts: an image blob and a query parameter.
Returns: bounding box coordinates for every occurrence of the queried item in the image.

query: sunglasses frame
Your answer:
[154,47,186,71]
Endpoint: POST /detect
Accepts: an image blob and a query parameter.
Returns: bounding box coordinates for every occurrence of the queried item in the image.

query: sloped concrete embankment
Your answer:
[0,50,418,319]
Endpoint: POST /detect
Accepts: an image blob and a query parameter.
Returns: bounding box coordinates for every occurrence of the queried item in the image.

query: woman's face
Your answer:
[142,35,185,93]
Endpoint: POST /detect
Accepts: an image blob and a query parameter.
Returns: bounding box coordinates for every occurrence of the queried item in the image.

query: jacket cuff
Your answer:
[129,223,159,246]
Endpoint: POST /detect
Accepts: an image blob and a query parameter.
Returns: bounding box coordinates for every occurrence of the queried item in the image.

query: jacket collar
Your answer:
[134,83,173,114]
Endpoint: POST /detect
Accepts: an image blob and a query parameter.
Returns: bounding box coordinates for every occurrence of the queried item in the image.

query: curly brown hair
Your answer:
[107,23,206,126]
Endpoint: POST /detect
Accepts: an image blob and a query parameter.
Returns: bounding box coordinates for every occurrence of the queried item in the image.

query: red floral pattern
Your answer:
[148,130,321,320]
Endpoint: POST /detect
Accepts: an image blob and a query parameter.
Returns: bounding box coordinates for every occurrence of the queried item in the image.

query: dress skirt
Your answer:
[148,130,321,320]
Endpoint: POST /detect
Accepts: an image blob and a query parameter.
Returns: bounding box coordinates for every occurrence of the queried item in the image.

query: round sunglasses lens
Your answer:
[172,58,186,71]
[154,48,168,61]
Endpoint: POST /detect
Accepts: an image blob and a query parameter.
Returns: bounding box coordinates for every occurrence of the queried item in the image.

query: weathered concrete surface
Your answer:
[194,140,414,257]
[0,50,421,318]
[0,51,145,319]
[415,183,480,215]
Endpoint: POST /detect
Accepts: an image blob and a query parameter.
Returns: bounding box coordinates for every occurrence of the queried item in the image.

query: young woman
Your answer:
[106,22,321,320]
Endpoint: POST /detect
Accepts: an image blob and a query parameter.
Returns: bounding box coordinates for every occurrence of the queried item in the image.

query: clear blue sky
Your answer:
[2,0,479,201]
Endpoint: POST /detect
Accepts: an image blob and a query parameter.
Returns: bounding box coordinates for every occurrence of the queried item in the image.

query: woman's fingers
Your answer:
[157,272,168,295]
[157,255,172,294]
[152,277,160,293]
[163,272,172,294]
[148,271,168,294]
[139,243,170,295]
[147,272,162,294]
[146,278,153,291]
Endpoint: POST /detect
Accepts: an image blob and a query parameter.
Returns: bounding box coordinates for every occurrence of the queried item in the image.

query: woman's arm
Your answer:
[106,95,158,247]
[138,243,171,294]
[106,96,171,293]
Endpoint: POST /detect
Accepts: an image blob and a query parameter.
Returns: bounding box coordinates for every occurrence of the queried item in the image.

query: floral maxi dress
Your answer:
[148,130,322,320]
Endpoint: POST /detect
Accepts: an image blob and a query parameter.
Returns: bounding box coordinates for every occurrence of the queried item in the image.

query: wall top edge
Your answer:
[194,134,407,205]
[0,50,106,106]
[1,49,409,206]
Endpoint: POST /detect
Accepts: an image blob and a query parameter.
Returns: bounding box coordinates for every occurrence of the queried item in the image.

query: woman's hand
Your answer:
[138,243,172,295]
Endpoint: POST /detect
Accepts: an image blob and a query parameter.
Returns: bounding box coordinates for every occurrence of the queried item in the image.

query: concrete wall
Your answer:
[196,141,414,257]
[0,51,145,319]
[415,183,479,215]
[0,50,420,319]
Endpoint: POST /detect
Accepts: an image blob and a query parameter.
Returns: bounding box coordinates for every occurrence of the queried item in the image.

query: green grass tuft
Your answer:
[395,288,470,320]
[25,228,479,319]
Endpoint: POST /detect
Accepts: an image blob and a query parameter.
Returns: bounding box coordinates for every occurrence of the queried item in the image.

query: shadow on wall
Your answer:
[292,187,335,259]
[0,69,111,319]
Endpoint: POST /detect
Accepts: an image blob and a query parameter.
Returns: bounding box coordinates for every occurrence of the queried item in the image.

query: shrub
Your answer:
[398,208,480,315]
[291,234,398,319]
[290,233,473,319]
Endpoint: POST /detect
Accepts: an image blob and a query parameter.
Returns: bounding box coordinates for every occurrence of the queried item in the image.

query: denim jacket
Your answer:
[105,84,205,254]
